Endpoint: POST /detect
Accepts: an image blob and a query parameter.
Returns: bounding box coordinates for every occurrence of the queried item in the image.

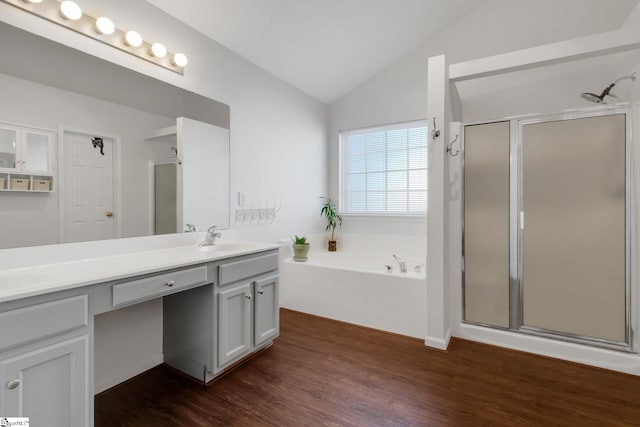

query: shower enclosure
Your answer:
[463,107,631,350]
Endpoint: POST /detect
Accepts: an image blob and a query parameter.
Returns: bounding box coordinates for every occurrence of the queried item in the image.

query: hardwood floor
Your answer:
[95,309,640,426]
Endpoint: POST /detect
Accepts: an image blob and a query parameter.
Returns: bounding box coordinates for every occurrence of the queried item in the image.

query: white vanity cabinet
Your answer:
[0,122,55,191]
[163,249,279,383]
[0,295,89,426]
[216,251,279,369]
[215,273,279,365]
[0,240,280,425]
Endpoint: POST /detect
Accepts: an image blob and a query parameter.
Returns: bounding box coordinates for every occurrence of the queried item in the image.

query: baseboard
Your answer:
[94,353,164,395]
[425,328,452,351]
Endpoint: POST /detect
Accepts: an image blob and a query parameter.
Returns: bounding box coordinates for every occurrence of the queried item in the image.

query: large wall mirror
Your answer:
[0,21,231,249]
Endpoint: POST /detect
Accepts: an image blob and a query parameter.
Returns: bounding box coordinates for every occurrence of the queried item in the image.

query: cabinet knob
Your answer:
[166,280,175,287]
[245,293,252,300]
[106,211,113,217]
[257,288,264,295]
[7,379,20,390]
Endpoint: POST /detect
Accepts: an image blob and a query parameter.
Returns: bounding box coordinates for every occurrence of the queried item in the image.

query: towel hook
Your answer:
[431,117,440,139]
[446,134,459,157]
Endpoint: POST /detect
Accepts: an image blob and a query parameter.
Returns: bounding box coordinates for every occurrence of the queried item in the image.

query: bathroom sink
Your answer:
[198,242,259,253]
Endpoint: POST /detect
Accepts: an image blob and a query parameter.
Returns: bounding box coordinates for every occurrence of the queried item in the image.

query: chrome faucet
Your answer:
[184,224,198,233]
[392,254,407,273]
[200,226,222,246]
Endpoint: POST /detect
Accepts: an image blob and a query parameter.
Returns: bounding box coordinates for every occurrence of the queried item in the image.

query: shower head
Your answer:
[581,72,636,104]
[580,91,606,103]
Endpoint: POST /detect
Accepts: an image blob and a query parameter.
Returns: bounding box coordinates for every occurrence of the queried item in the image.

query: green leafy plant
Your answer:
[292,235,308,245]
[320,197,342,241]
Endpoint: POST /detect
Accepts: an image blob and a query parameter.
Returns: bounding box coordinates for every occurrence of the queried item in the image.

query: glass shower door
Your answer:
[463,121,511,328]
[520,114,627,343]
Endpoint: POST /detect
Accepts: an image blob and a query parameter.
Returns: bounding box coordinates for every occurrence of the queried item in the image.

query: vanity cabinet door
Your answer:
[0,335,88,427]
[254,275,279,347]
[218,282,252,366]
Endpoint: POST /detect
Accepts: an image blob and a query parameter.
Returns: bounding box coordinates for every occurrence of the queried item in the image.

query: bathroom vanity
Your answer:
[0,237,280,426]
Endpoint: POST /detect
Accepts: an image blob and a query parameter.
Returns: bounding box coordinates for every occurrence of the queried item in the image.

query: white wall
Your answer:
[0,73,173,249]
[329,0,638,236]
[614,4,640,102]
[0,0,328,393]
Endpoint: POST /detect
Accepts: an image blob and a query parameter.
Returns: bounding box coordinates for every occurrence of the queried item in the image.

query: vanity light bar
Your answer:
[4,0,188,75]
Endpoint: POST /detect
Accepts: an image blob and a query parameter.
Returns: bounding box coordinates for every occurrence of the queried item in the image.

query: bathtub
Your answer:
[279,250,426,339]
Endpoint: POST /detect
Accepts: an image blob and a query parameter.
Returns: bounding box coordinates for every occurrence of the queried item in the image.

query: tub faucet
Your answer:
[200,226,222,246]
[392,254,407,273]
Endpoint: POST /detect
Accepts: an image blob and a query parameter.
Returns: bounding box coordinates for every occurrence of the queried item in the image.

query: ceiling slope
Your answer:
[147,0,483,104]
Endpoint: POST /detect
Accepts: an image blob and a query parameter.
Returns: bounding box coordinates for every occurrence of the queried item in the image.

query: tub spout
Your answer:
[392,254,407,273]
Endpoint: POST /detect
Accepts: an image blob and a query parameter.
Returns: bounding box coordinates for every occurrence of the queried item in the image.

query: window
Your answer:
[340,120,427,215]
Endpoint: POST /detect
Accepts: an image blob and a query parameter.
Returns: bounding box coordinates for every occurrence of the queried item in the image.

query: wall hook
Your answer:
[446,134,459,157]
[91,137,104,156]
[431,117,440,139]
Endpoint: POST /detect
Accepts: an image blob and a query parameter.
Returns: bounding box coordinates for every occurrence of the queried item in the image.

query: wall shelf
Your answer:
[0,172,54,193]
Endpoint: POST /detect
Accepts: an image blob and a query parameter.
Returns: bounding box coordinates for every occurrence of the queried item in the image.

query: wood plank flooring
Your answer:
[95,309,640,426]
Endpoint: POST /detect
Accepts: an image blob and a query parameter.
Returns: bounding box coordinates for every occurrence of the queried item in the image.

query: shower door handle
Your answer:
[520,211,525,230]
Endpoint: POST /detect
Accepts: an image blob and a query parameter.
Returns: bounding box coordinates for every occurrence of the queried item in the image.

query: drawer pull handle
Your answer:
[166,280,175,287]
[7,379,20,390]
[245,293,252,300]
[257,288,264,295]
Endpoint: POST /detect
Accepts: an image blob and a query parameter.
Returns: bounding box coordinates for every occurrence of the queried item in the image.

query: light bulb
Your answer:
[23,0,43,3]
[124,30,142,47]
[150,43,167,58]
[95,17,115,35]
[172,53,188,67]
[59,1,82,20]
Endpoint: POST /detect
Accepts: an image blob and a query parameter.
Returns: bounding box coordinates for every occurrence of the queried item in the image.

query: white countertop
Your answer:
[0,241,280,304]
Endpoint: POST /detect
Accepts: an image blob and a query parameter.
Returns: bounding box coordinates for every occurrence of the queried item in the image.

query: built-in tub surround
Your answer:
[279,233,426,339]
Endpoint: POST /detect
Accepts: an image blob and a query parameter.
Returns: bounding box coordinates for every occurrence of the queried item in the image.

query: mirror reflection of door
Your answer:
[62,130,116,243]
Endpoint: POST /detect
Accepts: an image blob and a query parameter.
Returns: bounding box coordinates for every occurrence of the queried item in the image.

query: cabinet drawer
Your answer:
[218,252,278,286]
[113,266,207,307]
[0,295,88,352]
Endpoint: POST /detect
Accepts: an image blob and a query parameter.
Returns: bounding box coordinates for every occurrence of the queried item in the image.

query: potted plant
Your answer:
[292,235,310,262]
[320,197,342,252]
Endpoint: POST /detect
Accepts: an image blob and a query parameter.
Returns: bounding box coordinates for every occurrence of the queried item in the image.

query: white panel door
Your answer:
[63,131,115,243]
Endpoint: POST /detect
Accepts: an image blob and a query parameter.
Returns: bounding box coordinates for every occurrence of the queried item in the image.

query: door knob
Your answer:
[106,211,113,217]
[7,379,20,390]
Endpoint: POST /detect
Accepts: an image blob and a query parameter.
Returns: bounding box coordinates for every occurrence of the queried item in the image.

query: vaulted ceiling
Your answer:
[147,0,484,104]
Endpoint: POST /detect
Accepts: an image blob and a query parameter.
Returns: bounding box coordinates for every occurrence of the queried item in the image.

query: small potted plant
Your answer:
[292,235,310,262]
[320,197,342,252]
